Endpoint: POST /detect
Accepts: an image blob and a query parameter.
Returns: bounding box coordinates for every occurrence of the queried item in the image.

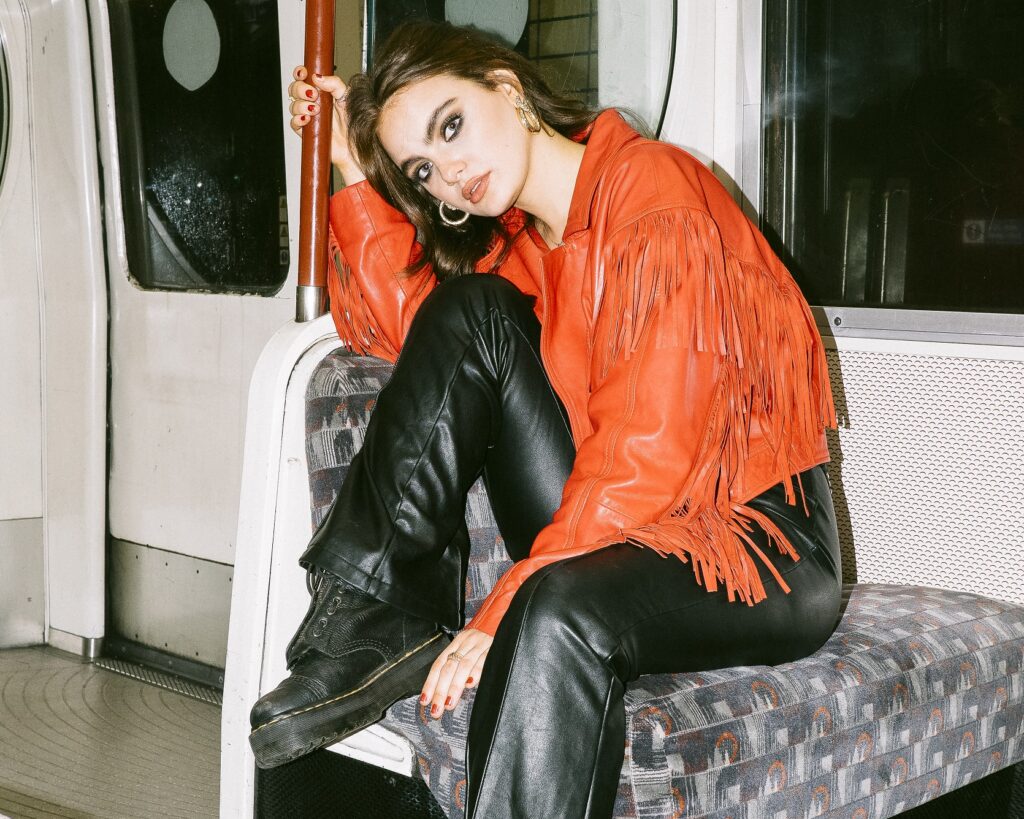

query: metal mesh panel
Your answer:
[824,347,1024,606]
[255,749,446,819]
[93,657,222,705]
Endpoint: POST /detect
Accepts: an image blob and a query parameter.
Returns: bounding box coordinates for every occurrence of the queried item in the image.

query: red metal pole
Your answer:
[295,0,335,321]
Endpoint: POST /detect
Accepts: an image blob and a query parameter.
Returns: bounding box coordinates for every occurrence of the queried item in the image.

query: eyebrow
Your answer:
[399,97,457,177]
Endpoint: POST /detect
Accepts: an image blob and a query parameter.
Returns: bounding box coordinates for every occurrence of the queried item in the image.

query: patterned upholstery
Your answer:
[306,350,1024,818]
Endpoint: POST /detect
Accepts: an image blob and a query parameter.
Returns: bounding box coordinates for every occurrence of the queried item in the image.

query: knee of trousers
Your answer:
[494,558,633,680]
[412,273,539,338]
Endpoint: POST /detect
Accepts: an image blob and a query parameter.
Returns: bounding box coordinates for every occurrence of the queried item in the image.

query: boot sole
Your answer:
[248,631,449,769]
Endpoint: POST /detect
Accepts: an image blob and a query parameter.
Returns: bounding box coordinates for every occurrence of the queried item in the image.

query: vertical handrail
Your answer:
[295,0,335,322]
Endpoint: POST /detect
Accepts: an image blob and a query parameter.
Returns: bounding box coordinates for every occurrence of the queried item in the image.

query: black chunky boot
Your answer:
[249,571,450,769]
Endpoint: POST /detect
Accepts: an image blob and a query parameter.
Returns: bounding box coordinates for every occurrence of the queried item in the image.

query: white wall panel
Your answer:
[0,0,43,522]
[1,0,107,641]
[658,0,763,214]
[659,1,715,166]
[107,292,294,564]
[0,518,44,647]
[31,0,108,640]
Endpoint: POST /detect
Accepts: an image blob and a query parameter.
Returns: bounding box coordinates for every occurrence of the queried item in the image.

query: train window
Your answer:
[0,37,9,193]
[366,0,676,134]
[107,0,289,294]
[763,1,1024,317]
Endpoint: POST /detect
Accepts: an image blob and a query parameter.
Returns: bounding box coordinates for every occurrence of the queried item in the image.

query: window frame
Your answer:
[757,0,1024,348]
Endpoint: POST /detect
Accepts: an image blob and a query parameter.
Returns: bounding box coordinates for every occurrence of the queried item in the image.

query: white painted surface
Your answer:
[0,0,43,523]
[0,518,44,647]
[109,539,233,666]
[597,0,674,134]
[658,0,763,213]
[221,315,418,818]
[36,0,108,642]
[89,0,304,567]
[2,0,109,641]
[659,1,714,167]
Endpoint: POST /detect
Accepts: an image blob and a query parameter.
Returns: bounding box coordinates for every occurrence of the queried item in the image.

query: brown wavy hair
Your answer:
[345,20,600,279]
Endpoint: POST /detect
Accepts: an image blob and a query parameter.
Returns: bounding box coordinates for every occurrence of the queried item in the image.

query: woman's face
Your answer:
[377,72,532,217]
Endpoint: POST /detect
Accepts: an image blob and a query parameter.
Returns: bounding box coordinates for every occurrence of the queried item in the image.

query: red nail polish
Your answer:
[430,704,438,716]
[467,677,474,685]
[444,696,452,707]
[305,90,314,99]
[419,693,427,704]
[307,104,315,112]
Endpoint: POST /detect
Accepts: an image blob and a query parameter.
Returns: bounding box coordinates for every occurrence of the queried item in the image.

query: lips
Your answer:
[462,172,490,205]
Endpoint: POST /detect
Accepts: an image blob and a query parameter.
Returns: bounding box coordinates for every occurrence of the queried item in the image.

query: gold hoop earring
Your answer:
[515,96,542,133]
[438,200,469,227]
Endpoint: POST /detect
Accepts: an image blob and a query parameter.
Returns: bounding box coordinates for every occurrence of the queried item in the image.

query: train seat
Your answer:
[221,331,1024,818]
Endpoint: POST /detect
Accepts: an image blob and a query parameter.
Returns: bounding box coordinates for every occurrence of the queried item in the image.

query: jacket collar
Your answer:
[563,109,643,240]
[494,110,642,253]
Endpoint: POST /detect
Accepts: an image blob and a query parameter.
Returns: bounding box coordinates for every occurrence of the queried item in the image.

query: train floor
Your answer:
[0,646,219,818]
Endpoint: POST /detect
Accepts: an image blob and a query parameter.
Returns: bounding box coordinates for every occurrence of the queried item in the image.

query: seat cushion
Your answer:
[378,584,1024,818]
[307,351,1024,817]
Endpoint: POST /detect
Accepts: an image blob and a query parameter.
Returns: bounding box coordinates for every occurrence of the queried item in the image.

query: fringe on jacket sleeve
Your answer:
[466,205,836,634]
[326,185,438,363]
[590,206,838,604]
[326,224,400,362]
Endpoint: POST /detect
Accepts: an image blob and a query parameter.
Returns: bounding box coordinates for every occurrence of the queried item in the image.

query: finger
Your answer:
[464,652,487,689]
[290,113,310,135]
[443,669,470,710]
[429,639,483,718]
[420,650,448,708]
[443,639,491,711]
[290,100,320,118]
[292,65,307,81]
[288,81,318,102]
[310,74,349,102]
[430,652,467,717]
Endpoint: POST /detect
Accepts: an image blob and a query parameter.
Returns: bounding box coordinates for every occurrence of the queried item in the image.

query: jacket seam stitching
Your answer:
[564,331,646,549]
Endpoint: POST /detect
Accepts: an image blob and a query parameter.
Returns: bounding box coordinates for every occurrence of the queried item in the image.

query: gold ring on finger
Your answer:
[447,651,466,663]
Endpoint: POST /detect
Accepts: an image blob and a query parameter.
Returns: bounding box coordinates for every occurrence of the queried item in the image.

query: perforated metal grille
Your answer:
[93,657,222,705]
[824,347,1024,606]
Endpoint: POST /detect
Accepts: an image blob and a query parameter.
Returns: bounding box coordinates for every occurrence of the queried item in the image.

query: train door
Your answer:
[0,0,107,654]
[0,0,44,648]
[86,0,366,676]
[88,0,297,675]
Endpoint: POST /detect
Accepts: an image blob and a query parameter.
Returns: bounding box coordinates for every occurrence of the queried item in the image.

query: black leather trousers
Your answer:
[302,274,843,819]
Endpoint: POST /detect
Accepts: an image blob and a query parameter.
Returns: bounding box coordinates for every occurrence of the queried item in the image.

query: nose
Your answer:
[437,160,464,187]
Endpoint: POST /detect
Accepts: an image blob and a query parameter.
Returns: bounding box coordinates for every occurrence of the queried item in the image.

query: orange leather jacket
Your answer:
[326,110,837,636]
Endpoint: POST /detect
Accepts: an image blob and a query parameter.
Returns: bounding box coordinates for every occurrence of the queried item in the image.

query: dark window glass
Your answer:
[763,1,1024,314]
[108,0,288,294]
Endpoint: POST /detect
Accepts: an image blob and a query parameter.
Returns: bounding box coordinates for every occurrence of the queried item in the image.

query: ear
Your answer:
[488,68,525,107]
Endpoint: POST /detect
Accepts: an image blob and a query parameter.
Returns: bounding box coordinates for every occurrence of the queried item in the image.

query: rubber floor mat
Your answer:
[0,647,218,818]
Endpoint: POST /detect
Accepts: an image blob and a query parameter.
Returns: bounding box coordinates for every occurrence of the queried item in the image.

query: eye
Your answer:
[442,113,462,142]
[415,162,433,182]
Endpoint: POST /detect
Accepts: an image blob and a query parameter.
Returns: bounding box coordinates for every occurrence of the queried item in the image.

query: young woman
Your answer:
[249,20,842,818]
